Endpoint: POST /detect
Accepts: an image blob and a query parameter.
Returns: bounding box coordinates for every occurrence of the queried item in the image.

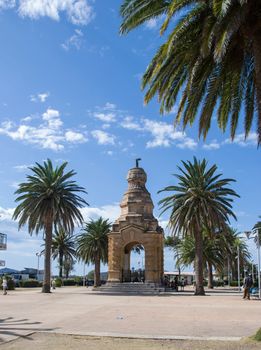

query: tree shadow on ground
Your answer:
[0,317,56,343]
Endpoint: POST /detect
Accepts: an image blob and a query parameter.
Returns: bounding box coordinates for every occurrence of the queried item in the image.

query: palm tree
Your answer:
[51,228,76,278]
[63,256,75,279]
[158,157,239,295]
[253,217,261,243]
[13,159,88,293]
[164,235,182,277]
[76,217,111,287]
[120,1,261,144]
[173,232,224,289]
[218,227,251,281]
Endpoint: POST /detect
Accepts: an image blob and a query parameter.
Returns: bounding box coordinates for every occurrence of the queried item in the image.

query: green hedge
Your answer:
[19,279,41,288]
[74,277,83,286]
[63,279,76,286]
[230,280,243,287]
[253,328,261,342]
[0,276,15,290]
[213,280,224,287]
[61,277,83,286]
[55,278,62,287]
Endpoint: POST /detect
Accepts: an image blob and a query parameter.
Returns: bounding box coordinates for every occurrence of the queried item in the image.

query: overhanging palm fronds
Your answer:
[120,0,261,144]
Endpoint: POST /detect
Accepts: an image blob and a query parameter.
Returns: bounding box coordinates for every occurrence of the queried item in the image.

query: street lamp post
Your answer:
[237,245,240,292]
[36,252,41,281]
[83,263,86,287]
[256,230,261,299]
[227,257,230,287]
[245,230,261,299]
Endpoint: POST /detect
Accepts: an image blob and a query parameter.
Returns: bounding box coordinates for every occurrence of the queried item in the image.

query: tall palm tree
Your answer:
[51,228,76,278]
[223,228,251,281]
[76,217,111,287]
[164,235,182,277]
[120,1,261,144]
[13,159,88,293]
[253,217,261,243]
[63,256,75,279]
[173,232,225,289]
[158,157,239,295]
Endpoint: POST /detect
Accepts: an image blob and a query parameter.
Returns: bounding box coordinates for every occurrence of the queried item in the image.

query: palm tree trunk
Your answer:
[94,254,101,287]
[42,220,52,293]
[59,251,63,278]
[207,261,213,289]
[253,31,261,144]
[194,227,205,295]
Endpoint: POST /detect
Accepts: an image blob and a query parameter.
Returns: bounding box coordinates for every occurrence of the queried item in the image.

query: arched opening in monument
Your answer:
[122,242,145,282]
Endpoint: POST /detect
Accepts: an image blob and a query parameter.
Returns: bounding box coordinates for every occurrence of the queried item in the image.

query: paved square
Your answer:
[0,287,260,344]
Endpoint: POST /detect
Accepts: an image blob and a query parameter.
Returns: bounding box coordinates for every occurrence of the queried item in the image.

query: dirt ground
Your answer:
[0,333,261,350]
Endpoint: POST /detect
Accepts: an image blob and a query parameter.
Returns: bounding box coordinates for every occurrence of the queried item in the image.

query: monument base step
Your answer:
[95,282,164,295]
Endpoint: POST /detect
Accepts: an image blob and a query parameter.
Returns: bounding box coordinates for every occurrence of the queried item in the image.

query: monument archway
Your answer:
[123,241,145,282]
[108,162,164,285]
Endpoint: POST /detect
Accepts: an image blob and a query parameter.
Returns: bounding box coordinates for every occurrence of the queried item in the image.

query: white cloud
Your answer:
[90,104,198,150]
[224,132,258,147]
[203,140,221,150]
[143,119,197,149]
[18,0,94,25]
[103,102,116,110]
[0,0,15,9]
[61,29,84,51]
[42,108,63,129]
[145,18,158,29]
[31,92,49,103]
[0,207,14,221]
[91,130,115,145]
[176,138,198,150]
[21,116,33,123]
[120,116,197,149]
[38,92,49,102]
[13,164,31,172]
[101,123,110,129]
[10,181,20,189]
[121,116,142,131]
[0,203,120,225]
[81,204,120,223]
[86,44,110,57]
[0,107,88,151]
[42,108,60,120]
[234,211,249,218]
[65,130,87,143]
[93,112,116,123]
[158,219,169,231]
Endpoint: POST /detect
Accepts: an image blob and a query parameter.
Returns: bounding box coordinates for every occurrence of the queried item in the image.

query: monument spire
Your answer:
[107,162,164,285]
[135,158,141,168]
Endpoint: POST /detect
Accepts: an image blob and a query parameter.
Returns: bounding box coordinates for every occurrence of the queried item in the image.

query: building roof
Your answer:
[164,271,195,276]
[0,268,20,274]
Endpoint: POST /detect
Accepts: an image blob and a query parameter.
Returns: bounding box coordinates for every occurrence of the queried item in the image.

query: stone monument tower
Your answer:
[107,160,164,284]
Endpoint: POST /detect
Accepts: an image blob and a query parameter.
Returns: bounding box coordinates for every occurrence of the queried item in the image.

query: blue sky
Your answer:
[0,0,260,276]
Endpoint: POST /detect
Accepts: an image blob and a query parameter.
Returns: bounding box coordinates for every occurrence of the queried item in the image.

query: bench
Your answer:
[250,288,260,299]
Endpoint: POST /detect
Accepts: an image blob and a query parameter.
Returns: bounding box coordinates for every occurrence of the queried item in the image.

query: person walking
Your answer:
[243,274,253,300]
[51,279,56,290]
[2,277,7,295]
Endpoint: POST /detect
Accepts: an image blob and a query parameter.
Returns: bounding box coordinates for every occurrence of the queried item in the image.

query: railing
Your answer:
[122,269,145,282]
[0,233,7,250]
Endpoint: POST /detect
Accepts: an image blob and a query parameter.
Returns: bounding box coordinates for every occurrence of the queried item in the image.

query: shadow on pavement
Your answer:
[0,317,57,343]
